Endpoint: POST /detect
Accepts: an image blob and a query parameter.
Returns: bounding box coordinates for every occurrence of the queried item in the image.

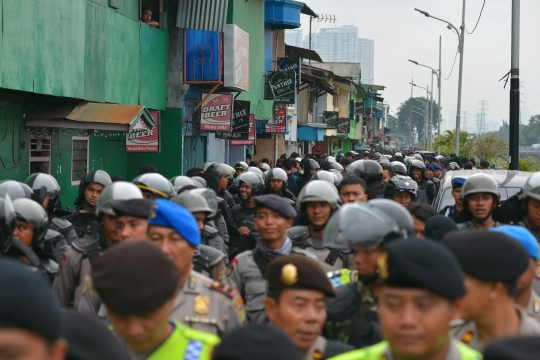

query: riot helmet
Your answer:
[296,180,340,211]
[234,162,249,171]
[390,161,407,176]
[369,198,415,238]
[0,181,33,200]
[257,163,271,173]
[133,173,175,200]
[413,153,424,161]
[384,175,418,201]
[346,160,383,185]
[520,173,540,201]
[201,162,217,172]
[321,156,344,172]
[408,160,426,177]
[310,170,337,185]
[378,156,391,166]
[244,166,265,181]
[266,168,288,184]
[303,159,321,172]
[234,171,265,198]
[74,170,112,206]
[170,176,196,193]
[329,169,343,187]
[25,173,60,208]
[462,174,500,206]
[207,163,235,181]
[191,176,207,188]
[190,188,220,218]
[95,182,143,217]
[13,198,49,247]
[0,190,16,253]
[171,192,213,215]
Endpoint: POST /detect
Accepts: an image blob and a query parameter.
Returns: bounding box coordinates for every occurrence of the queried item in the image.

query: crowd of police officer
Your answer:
[1,150,540,360]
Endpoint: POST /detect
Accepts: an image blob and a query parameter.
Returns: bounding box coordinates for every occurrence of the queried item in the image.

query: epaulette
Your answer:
[209,281,239,299]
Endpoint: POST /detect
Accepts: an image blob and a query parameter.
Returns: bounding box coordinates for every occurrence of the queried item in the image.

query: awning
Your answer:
[25,102,155,132]
[288,1,318,17]
[285,44,323,63]
[254,99,274,121]
[176,0,229,31]
[298,126,325,141]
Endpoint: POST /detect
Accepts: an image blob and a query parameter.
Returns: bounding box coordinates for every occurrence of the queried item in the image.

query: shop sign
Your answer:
[126,111,160,153]
[355,102,364,116]
[338,118,351,134]
[266,107,287,134]
[324,111,339,129]
[215,101,250,139]
[268,71,295,102]
[230,114,255,145]
[200,93,234,131]
[224,24,250,91]
[277,58,300,72]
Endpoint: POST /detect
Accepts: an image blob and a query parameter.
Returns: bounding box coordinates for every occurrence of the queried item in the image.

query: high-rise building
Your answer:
[284,29,304,48]
[357,38,374,84]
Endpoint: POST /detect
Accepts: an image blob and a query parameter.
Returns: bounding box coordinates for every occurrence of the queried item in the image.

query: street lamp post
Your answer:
[415,4,465,155]
[410,83,432,150]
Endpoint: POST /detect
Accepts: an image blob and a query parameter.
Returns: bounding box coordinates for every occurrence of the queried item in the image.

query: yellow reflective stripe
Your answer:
[340,269,351,285]
[138,185,170,199]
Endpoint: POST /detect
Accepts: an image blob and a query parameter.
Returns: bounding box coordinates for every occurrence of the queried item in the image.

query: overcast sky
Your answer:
[299,0,540,133]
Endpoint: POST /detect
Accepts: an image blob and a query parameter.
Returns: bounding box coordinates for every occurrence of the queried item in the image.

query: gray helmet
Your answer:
[296,180,340,211]
[384,175,418,201]
[408,160,426,178]
[0,191,16,253]
[170,176,196,193]
[244,166,265,181]
[133,173,175,199]
[390,161,407,176]
[378,157,391,166]
[13,198,49,246]
[329,169,343,186]
[191,176,207,188]
[462,173,500,204]
[190,188,220,218]
[257,163,271,172]
[369,198,415,238]
[321,156,344,172]
[207,163,236,180]
[413,154,423,161]
[303,159,320,172]
[310,170,336,185]
[266,168,288,184]
[201,162,216,172]
[519,173,540,201]
[95,182,143,217]
[171,192,212,215]
[395,152,403,158]
[25,173,60,206]
[234,171,265,196]
[323,202,401,251]
[346,160,383,185]
[0,181,33,200]
[74,170,112,207]
[404,157,413,166]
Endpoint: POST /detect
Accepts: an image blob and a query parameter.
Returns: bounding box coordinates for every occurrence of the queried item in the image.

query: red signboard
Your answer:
[126,111,160,153]
[230,114,255,146]
[266,108,286,134]
[200,93,234,131]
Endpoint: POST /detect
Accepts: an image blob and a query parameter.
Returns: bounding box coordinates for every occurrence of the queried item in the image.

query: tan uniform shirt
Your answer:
[526,289,540,322]
[224,247,318,324]
[53,245,90,307]
[451,306,540,351]
[377,339,475,360]
[304,237,355,274]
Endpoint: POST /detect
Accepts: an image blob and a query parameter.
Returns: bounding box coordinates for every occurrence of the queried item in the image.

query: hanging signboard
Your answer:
[230,114,255,146]
[268,71,295,102]
[355,102,364,116]
[200,93,234,131]
[214,101,250,139]
[338,118,351,134]
[126,111,160,153]
[277,58,300,72]
[224,24,250,91]
[266,107,287,133]
[323,111,339,129]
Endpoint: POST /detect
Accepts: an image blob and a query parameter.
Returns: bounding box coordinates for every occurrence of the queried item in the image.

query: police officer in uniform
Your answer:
[384,175,418,209]
[263,167,296,203]
[295,159,320,195]
[439,177,466,219]
[390,161,407,176]
[148,199,245,338]
[91,241,220,359]
[287,181,354,273]
[443,231,540,351]
[345,160,385,199]
[64,170,112,237]
[132,172,176,200]
[0,190,15,258]
[234,161,249,178]
[191,188,230,256]
[225,195,317,324]
[425,163,440,193]
[265,256,353,359]
[330,239,480,360]
[207,163,236,213]
[54,181,144,307]
[408,160,436,204]
[454,174,503,230]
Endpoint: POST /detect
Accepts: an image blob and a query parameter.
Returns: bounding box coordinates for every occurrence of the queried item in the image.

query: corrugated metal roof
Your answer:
[176,0,229,31]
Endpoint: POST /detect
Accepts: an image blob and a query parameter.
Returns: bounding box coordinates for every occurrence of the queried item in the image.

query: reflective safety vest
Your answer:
[327,269,355,288]
[327,341,482,360]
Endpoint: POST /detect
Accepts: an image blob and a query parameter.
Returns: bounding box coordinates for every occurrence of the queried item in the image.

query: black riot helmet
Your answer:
[0,180,33,200]
[321,156,344,172]
[234,172,265,197]
[74,170,112,206]
[303,159,320,172]
[368,198,415,238]
[25,173,61,208]
[133,173,175,199]
[408,160,426,178]
[390,161,407,176]
[346,160,384,185]
[13,198,49,247]
[384,175,418,201]
[323,202,401,251]
[0,190,16,253]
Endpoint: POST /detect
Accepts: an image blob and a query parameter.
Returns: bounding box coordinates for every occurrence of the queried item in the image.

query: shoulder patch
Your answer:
[210,281,239,299]
[461,331,474,344]
[226,257,239,277]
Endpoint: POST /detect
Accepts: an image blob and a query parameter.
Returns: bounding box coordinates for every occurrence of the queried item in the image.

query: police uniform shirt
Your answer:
[451,306,540,351]
[304,336,353,360]
[53,246,88,307]
[526,289,540,322]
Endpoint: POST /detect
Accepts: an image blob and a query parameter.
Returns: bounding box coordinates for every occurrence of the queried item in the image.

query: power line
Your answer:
[443,48,459,80]
[466,0,486,34]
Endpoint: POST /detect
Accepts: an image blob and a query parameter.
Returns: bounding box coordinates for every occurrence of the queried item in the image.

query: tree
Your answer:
[471,134,508,162]
[394,97,442,147]
[433,129,474,156]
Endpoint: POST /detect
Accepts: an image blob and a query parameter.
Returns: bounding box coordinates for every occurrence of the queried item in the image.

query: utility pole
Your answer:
[437,36,442,154]
[455,0,466,156]
[425,87,429,149]
[509,0,520,170]
[409,81,413,148]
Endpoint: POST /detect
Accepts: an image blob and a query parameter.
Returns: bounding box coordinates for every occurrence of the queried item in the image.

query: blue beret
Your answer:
[148,199,200,246]
[433,163,442,170]
[491,226,539,260]
[425,163,434,170]
[452,177,466,188]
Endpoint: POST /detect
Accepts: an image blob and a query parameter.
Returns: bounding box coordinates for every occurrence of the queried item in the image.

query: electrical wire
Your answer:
[443,48,459,81]
[466,0,485,34]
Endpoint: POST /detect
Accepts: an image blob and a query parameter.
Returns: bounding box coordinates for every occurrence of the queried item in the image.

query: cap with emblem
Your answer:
[483,336,540,360]
[254,194,297,219]
[92,241,179,314]
[214,324,302,360]
[379,239,466,299]
[108,198,153,219]
[490,226,540,260]
[147,199,200,246]
[0,259,64,341]
[442,231,529,282]
[266,255,336,297]
[451,177,466,189]
[425,163,434,170]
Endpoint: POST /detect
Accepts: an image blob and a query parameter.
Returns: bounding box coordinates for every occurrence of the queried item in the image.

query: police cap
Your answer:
[92,241,179,314]
[442,230,529,282]
[380,239,465,299]
[254,194,297,219]
[109,198,153,219]
[147,199,200,247]
[491,226,540,260]
[267,256,336,297]
[425,163,434,170]
[451,177,466,189]
[433,163,442,170]
[483,336,540,360]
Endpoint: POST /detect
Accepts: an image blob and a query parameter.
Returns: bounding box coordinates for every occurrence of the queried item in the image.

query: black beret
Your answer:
[267,256,336,297]
[64,310,129,360]
[424,216,458,242]
[109,198,153,219]
[483,336,540,360]
[442,230,529,282]
[213,324,302,360]
[0,258,64,341]
[92,241,179,314]
[254,194,297,219]
[380,239,466,299]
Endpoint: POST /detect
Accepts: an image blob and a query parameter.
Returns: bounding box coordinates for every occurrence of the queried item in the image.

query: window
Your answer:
[71,137,89,185]
[29,135,51,174]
